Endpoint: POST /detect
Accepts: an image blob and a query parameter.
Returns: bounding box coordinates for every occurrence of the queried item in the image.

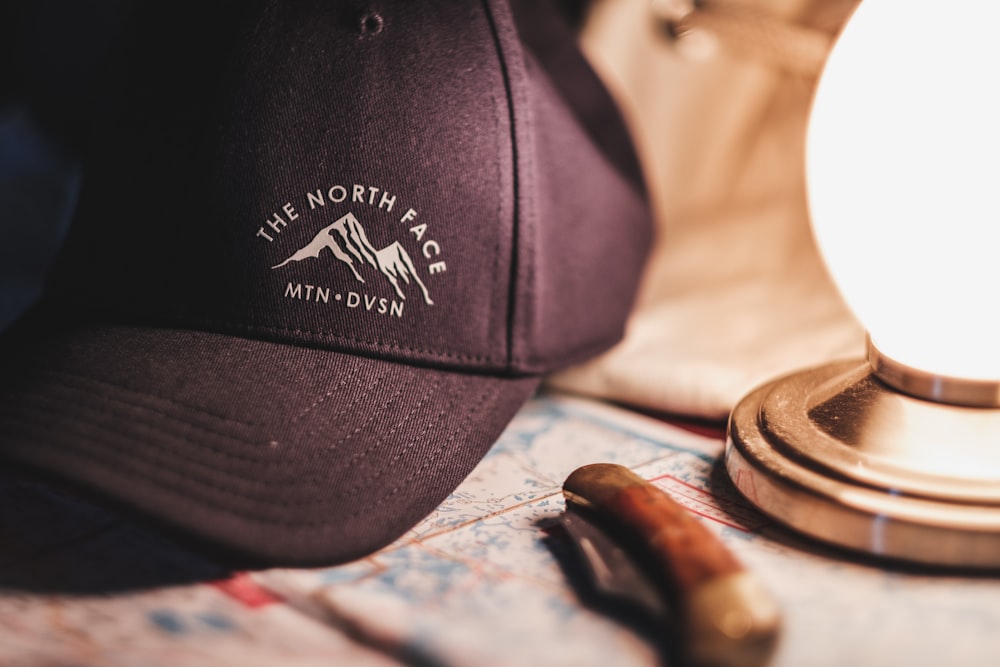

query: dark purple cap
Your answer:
[0,0,650,565]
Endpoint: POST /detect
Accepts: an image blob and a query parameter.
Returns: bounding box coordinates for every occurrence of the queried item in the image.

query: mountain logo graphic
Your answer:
[271,212,433,305]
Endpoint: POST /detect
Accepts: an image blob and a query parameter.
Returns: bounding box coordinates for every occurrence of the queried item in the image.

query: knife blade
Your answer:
[562,463,781,667]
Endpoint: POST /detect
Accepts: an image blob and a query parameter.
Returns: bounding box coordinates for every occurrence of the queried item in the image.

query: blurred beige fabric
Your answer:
[547,0,866,420]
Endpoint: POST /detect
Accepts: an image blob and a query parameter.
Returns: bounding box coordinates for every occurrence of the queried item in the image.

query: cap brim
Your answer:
[0,324,538,565]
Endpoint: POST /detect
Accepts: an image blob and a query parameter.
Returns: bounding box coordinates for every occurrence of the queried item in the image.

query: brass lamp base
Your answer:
[726,359,1000,568]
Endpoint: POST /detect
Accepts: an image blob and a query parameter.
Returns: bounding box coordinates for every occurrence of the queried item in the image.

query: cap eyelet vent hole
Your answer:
[359,11,384,37]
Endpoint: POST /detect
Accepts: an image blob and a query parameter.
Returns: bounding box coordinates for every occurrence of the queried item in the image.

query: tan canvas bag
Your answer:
[549,0,866,419]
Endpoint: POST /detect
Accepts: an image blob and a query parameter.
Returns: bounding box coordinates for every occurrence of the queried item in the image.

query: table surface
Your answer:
[2,390,1000,667]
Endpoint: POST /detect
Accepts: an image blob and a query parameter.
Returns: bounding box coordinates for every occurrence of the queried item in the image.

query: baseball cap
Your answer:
[0,0,650,565]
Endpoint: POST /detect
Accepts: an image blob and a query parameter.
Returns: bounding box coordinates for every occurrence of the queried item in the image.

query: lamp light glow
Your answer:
[806,0,1000,385]
[724,0,1000,567]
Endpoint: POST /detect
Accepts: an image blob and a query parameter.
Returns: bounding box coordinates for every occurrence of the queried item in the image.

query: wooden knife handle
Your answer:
[564,462,742,594]
[563,463,781,667]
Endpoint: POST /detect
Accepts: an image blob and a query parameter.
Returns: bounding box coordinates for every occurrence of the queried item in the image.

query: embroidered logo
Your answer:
[255,183,446,319]
[272,212,433,305]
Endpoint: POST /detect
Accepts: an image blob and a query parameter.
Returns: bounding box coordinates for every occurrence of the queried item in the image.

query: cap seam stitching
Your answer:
[340,373,449,503]
[329,372,420,468]
[368,380,498,515]
[310,367,390,434]
[291,372,355,424]
[5,375,422,477]
[510,332,624,369]
[29,369,266,433]
[480,0,521,373]
[33,367,263,428]
[0,375,519,495]
[0,382,523,525]
[486,91,505,360]
[3,391,283,470]
[191,318,504,364]
[0,402,429,512]
[0,409,328,511]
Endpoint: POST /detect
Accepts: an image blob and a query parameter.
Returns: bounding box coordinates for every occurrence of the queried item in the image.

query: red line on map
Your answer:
[212,572,282,609]
[648,474,753,531]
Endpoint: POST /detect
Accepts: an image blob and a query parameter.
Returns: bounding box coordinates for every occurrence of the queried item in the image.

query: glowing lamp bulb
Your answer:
[807,0,1000,391]
[726,0,1000,567]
